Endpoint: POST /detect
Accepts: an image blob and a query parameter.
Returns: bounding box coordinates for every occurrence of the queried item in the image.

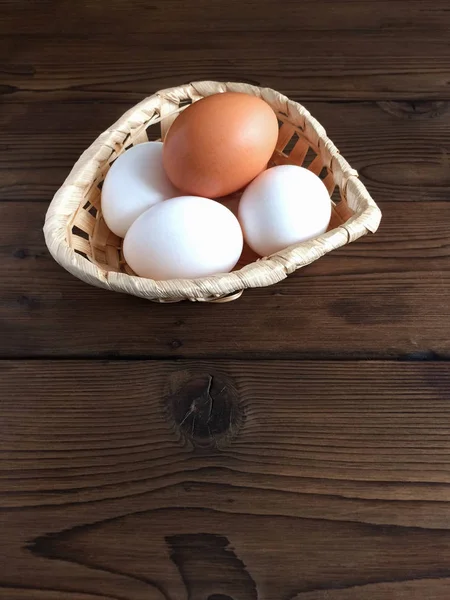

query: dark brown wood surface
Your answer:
[2,0,450,598]
[3,360,450,600]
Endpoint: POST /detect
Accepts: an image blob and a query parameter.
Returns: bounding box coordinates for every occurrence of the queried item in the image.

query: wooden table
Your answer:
[2,1,450,598]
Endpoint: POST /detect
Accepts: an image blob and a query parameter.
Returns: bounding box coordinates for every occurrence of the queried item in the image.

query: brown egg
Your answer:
[163,92,279,198]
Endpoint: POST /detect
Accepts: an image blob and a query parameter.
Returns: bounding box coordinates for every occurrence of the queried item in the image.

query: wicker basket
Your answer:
[44,81,381,303]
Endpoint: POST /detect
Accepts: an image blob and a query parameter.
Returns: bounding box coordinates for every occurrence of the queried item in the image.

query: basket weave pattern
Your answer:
[44,81,382,303]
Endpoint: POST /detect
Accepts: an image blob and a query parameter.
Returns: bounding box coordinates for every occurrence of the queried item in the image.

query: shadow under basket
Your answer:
[43,81,382,303]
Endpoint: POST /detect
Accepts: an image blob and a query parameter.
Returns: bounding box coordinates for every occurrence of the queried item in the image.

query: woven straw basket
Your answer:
[44,81,381,303]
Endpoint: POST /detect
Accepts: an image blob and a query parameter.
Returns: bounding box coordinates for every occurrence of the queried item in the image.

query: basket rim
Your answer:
[43,80,382,302]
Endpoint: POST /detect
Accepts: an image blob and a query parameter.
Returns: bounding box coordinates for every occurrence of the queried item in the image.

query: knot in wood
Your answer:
[167,371,242,449]
[377,100,449,120]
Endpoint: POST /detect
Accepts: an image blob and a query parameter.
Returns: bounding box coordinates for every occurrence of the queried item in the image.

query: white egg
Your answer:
[238,165,332,256]
[101,142,179,238]
[123,196,244,280]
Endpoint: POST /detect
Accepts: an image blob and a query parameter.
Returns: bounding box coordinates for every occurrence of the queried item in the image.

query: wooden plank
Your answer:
[1,0,449,35]
[2,36,449,103]
[2,359,450,599]
[1,100,450,202]
[1,0,450,101]
[1,200,449,358]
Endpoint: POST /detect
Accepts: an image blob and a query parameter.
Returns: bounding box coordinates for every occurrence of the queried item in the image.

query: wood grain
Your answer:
[2,360,450,600]
[1,100,450,202]
[1,200,449,358]
[1,0,450,102]
[1,0,449,35]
